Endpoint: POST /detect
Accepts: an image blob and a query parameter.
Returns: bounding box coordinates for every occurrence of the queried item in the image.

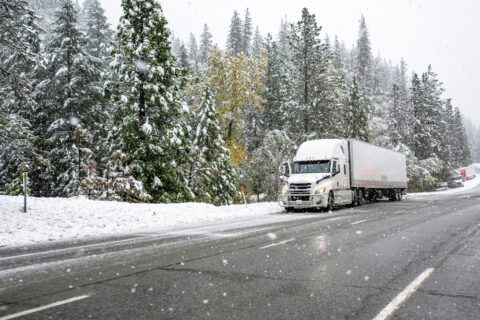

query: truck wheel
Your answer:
[358,190,364,206]
[327,192,334,212]
[352,190,359,207]
[389,190,396,201]
[396,189,403,201]
[285,207,294,213]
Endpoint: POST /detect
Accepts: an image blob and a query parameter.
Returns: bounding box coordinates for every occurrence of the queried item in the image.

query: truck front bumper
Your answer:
[278,194,328,208]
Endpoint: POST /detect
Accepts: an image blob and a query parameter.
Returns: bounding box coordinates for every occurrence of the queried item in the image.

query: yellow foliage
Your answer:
[206,49,267,143]
[226,138,247,166]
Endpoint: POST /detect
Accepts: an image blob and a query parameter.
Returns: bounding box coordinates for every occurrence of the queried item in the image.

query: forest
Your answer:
[0,0,478,205]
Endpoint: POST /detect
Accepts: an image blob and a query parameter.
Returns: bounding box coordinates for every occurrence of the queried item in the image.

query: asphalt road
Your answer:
[1,187,480,320]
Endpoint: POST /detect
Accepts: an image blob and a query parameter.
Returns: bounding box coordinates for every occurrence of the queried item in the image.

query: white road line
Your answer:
[351,219,369,225]
[259,238,295,249]
[0,294,90,320]
[372,268,434,320]
[394,210,407,214]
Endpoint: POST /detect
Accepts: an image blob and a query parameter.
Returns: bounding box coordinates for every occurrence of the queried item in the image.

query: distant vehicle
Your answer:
[278,139,407,211]
[457,166,475,182]
[436,181,449,191]
[449,179,464,189]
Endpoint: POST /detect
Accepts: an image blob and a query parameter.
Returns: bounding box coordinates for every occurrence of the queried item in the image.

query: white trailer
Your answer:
[278,139,407,211]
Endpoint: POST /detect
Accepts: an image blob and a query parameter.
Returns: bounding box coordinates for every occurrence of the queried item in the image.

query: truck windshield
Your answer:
[293,160,331,174]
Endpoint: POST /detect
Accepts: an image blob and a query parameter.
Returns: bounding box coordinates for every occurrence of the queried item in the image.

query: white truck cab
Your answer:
[279,139,407,211]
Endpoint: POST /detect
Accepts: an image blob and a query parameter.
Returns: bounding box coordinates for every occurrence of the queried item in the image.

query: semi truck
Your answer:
[278,139,407,211]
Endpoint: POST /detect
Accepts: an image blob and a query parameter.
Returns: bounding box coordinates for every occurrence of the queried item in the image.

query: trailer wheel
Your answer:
[327,192,334,212]
[389,190,397,201]
[358,190,364,206]
[396,189,403,201]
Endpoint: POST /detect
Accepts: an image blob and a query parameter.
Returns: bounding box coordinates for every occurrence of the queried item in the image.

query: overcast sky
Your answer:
[94,0,480,125]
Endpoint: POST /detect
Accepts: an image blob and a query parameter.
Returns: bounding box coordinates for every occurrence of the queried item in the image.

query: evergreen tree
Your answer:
[288,8,328,139]
[109,0,192,202]
[83,0,113,60]
[277,17,290,55]
[242,8,252,56]
[188,88,237,205]
[0,0,43,193]
[199,23,213,65]
[226,10,243,54]
[177,43,191,73]
[32,0,103,196]
[252,26,263,56]
[355,15,373,113]
[187,33,198,69]
[451,107,472,167]
[345,78,370,141]
[262,35,291,133]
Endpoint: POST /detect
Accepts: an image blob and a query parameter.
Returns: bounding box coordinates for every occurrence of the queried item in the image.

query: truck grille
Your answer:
[288,183,311,202]
[289,183,311,195]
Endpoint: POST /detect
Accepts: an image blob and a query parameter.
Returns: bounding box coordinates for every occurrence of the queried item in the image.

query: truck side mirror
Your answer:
[280,162,291,177]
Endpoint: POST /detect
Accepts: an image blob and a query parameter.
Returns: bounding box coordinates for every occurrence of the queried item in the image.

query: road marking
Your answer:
[372,268,434,320]
[394,210,407,214]
[351,219,369,225]
[0,294,90,320]
[259,238,295,249]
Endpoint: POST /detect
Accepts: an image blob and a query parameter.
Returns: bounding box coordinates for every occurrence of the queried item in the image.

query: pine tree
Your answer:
[31,0,103,196]
[251,26,263,56]
[199,23,213,65]
[177,43,191,73]
[345,78,370,141]
[187,33,198,69]
[226,10,243,54]
[109,0,192,202]
[451,107,472,167]
[188,88,237,205]
[242,8,252,56]
[262,35,291,133]
[355,15,374,113]
[0,0,43,193]
[288,8,327,139]
[83,0,113,60]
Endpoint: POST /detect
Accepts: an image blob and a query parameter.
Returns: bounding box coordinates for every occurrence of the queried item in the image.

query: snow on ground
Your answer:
[407,174,480,197]
[0,196,284,247]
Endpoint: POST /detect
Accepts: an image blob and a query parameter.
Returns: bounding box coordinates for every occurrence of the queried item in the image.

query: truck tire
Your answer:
[285,207,294,213]
[358,190,364,206]
[389,190,397,201]
[352,190,359,207]
[396,189,403,201]
[327,192,334,212]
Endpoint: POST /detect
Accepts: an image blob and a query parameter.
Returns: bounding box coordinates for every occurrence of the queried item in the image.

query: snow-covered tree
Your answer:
[243,130,295,201]
[188,88,237,205]
[288,8,330,139]
[242,8,252,56]
[32,0,103,196]
[345,77,370,141]
[226,10,243,54]
[109,0,192,202]
[251,26,263,56]
[355,15,374,113]
[0,0,43,194]
[187,33,198,70]
[199,23,213,65]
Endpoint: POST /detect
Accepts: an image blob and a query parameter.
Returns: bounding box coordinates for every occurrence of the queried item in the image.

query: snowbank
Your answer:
[407,174,480,197]
[0,196,283,247]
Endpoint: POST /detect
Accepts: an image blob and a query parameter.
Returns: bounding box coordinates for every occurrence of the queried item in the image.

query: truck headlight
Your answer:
[281,183,289,194]
[314,186,326,194]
